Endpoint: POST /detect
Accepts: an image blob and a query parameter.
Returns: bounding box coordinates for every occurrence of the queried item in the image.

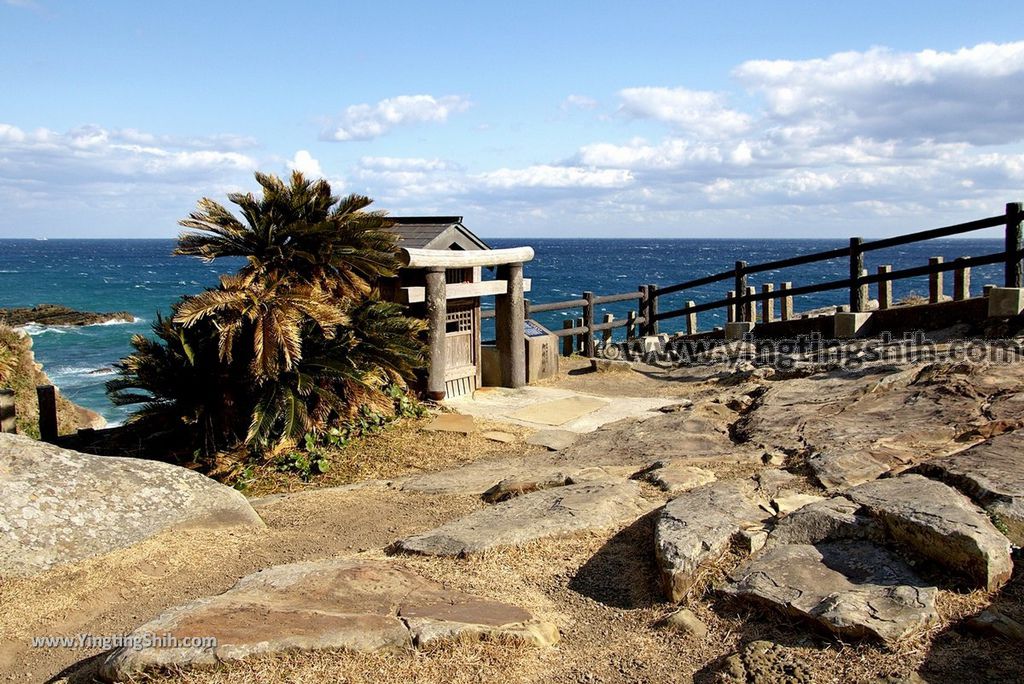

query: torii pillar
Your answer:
[495,261,526,388]
[423,266,448,400]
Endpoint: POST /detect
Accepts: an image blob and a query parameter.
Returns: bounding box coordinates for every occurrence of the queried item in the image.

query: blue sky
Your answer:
[1,0,1022,238]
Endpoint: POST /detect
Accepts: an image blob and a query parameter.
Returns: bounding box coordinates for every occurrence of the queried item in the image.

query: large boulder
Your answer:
[724,541,938,642]
[846,474,1013,591]
[655,480,773,601]
[100,559,557,680]
[0,434,263,576]
[914,431,1024,546]
[393,479,650,557]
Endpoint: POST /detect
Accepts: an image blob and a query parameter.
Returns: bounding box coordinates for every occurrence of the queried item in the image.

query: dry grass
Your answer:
[240,414,541,497]
[57,518,1021,684]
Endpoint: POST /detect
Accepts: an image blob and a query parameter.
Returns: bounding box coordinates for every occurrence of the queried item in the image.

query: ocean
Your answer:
[0,237,1006,425]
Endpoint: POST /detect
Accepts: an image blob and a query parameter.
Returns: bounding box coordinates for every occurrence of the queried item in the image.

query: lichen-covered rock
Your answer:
[914,431,1024,545]
[655,480,772,601]
[715,640,815,683]
[0,434,263,576]
[724,541,938,642]
[99,559,558,680]
[394,479,650,557]
[846,474,1013,591]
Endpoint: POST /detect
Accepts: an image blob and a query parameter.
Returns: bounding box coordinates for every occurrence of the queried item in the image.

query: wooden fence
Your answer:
[483,202,1024,357]
[0,384,59,441]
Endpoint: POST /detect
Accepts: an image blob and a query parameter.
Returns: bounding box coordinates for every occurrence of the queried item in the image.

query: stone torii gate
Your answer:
[398,246,535,400]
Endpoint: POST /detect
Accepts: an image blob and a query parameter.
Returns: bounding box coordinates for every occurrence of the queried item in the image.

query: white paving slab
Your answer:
[446,386,677,433]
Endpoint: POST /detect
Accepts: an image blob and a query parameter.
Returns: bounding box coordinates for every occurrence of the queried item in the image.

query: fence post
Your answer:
[780,282,793,321]
[523,298,531,319]
[575,317,585,353]
[685,301,697,335]
[929,257,944,303]
[726,291,736,323]
[0,388,15,434]
[582,292,595,357]
[638,286,650,334]
[761,283,774,323]
[745,286,757,323]
[734,261,747,322]
[626,310,637,340]
[561,319,574,356]
[601,313,614,346]
[646,283,659,336]
[37,385,58,442]
[954,258,971,301]
[1005,202,1023,288]
[878,265,892,309]
[849,237,865,312]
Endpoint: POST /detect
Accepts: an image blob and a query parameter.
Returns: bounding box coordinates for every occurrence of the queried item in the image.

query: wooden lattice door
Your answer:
[444,301,478,397]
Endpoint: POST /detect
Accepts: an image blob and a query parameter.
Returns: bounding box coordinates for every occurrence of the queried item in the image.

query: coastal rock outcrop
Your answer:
[0,434,264,576]
[393,479,650,557]
[100,558,558,681]
[734,361,1005,486]
[0,303,134,328]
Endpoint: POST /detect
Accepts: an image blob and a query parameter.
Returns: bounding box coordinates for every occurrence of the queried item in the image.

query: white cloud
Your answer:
[734,42,1024,145]
[618,87,752,137]
[474,165,633,190]
[562,94,599,110]
[0,123,259,237]
[321,94,472,142]
[287,150,323,177]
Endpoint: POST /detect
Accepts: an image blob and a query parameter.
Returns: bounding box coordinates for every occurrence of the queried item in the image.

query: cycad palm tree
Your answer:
[175,171,400,300]
[110,171,427,458]
[173,272,348,380]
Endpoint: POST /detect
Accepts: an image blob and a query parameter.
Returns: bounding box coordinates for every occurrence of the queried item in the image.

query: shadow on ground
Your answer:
[568,511,663,609]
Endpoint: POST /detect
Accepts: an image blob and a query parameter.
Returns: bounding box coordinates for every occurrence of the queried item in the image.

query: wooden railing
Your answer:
[484,202,1024,357]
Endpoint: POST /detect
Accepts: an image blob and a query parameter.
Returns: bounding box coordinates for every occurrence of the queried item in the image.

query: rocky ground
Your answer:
[2,342,1024,683]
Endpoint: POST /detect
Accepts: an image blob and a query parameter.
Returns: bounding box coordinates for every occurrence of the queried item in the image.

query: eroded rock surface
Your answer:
[637,460,716,494]
[768,496,883,548]
[0,434,263,577]
[561,406,759,467]
[715,640,814,684]
[846,474,1013,591]
[724,541,938,642]
[808,452,890,491]
[394,479,650,557]
[99,559,557,680]
[734,362,1013,486]
[655,480,772,601]
[915,431,1024,545]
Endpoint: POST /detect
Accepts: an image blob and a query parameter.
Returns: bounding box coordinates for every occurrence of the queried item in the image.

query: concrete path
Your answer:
[446,386,677,433]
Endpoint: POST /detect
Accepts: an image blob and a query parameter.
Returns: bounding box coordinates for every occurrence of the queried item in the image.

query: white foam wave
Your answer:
[21,324,69,336]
